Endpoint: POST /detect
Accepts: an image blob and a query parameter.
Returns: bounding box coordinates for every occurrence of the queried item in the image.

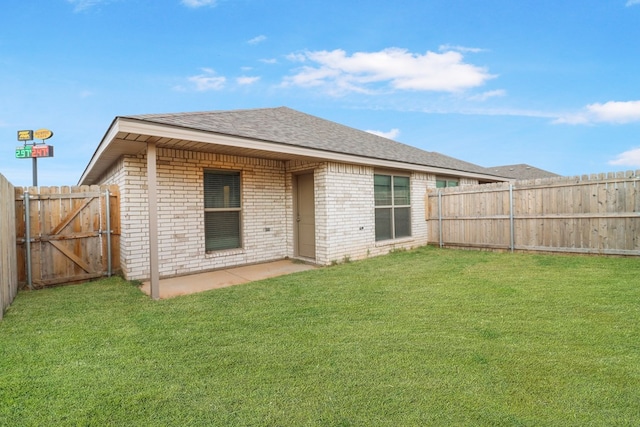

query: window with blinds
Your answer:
[374,173,411,241]
[204,170,241,251]
[436,178,459,188]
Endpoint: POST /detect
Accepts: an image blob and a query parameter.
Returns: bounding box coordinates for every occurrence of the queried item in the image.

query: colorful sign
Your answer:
[15,145,55,159]
[18,130,34,141]
[34,129,54,140]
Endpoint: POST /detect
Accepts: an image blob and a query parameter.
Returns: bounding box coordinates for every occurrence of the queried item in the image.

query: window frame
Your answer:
[203,169,243,252]
[374,172,412,242]
[436,177,459,188]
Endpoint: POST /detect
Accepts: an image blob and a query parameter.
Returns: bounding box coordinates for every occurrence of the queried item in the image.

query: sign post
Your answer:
[16,128,54,186]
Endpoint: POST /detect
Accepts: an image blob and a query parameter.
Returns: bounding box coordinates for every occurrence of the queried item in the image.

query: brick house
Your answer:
[79,107,506,287]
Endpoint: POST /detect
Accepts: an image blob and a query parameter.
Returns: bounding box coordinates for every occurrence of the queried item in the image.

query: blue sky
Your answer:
[2,0,640,186]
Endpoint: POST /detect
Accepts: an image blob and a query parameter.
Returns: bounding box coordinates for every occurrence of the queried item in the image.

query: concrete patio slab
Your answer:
[140,259,317,299]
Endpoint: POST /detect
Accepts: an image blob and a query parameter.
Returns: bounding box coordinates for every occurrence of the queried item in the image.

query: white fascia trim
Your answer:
[78,119,124,185]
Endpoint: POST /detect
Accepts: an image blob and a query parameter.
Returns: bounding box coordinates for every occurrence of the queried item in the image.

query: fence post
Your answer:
[24,191,33,290]
[105,188,112,277]
[438,190,443,248]
[509,184,515,253]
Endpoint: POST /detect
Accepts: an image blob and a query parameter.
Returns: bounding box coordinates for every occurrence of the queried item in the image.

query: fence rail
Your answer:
[1,174,18,320]
[15,185,120,289]
[426,170,640,256]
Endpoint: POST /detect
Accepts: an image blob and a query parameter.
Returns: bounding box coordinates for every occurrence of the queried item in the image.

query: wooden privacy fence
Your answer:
[427,171,640,256]
[1,173,18,320]
[15,185,120,289]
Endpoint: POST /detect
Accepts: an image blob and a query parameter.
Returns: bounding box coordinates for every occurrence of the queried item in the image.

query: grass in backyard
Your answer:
[1,247,639,426]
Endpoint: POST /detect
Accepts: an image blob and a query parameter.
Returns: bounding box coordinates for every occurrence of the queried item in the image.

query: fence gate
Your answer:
[15,185,120,289]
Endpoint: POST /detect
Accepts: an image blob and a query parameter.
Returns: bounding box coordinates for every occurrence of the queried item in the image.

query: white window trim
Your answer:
[204,169,243,252]
[374,172,412,241]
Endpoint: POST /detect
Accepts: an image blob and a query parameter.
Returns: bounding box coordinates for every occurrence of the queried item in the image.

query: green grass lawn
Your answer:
[1,247,639,426]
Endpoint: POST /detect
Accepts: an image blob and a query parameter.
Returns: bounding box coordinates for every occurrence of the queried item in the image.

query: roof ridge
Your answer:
[125,106,289,120]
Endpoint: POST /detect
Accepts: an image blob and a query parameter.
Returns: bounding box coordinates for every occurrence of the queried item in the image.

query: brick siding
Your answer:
[97,147,452,280]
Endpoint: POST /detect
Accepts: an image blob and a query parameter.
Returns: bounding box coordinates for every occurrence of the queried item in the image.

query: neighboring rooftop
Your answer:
[488,164,561,180]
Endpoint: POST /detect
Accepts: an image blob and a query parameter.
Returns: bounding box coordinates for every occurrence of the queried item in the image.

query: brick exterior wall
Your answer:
[96,147,459,280]
[317,165,431,263]
[318,163,374,263]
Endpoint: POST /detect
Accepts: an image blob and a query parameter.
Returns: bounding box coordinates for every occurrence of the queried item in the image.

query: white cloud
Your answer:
[283,48,495,95]
[555,100,640,124]
[468,89,506,101]
[609,147,640,167]
[626,0,640,6]
[438,44,487,54]
[366,128,401,139]
[587,101,640,123]
[553,113,590,125]
[187,68,226,91]
[181,0,217,7]
[248,35,267,45]
[285,53,307,62]
[67,0,112,12]
[236,76,260,85]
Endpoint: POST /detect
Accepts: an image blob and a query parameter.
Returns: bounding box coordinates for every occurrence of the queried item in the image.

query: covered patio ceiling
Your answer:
[79,118,333,185]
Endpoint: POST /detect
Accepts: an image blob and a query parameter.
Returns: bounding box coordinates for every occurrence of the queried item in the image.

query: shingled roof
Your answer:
[488,164,561,180]
[127,107,500,177]
[80,106,507,185]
